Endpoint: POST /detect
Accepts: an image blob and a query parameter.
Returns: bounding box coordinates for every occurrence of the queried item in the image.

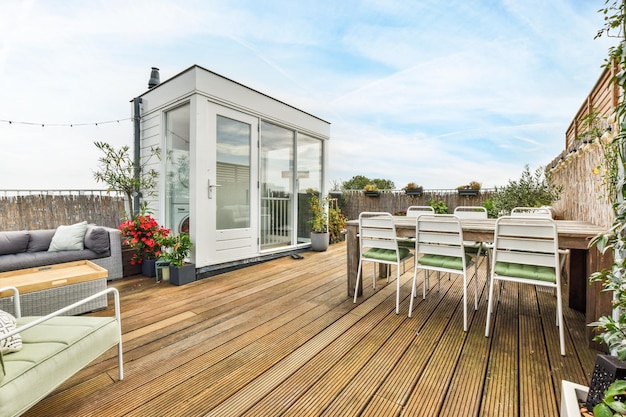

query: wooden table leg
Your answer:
[347,223,360,297]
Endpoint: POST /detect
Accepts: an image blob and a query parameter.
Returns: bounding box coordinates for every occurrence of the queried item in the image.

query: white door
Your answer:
[206,103,258,263]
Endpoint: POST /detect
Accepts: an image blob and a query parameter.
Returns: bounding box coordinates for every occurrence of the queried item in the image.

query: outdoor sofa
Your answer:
[0,222,123,315]
[0,286,123,417]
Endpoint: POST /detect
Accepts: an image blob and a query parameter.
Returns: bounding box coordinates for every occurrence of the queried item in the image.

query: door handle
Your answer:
[208,179,221,199]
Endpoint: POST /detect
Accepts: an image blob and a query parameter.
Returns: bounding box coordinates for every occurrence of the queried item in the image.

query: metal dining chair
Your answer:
[408,214,475,331]
[353,212,414,314]
[485,216,566,356]
[510,206,568,282]
[453,206,490,278]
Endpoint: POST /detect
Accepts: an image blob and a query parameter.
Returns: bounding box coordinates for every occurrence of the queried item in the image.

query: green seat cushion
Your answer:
[397,239,415,248]
[495,261,556,283]
[0,316,119,417]
[419,254,470,270]
[363,247,410,262]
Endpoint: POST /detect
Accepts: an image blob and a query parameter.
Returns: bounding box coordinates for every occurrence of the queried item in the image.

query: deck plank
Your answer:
[22,241,601,417]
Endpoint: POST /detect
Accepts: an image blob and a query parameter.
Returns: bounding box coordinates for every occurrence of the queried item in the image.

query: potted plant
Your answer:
[160,232,195,285]
[309,191,330,252]
[457,181,481,196]
[403,182,423,196]
[363,184,380,197]
[328,203,347,244]
[118,212,170,277]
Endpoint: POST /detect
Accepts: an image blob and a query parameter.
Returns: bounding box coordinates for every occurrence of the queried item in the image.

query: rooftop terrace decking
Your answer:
[24,241,599,416]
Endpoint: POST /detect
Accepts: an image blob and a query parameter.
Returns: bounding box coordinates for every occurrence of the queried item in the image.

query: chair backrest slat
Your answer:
[359,212,399,252]
[407,206,435,217]
[416,215,465,259]
[454,206,488,219]
[493,216,559,268]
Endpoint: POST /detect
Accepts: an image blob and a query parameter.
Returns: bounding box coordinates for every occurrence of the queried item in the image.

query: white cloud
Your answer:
[0,0,618,191]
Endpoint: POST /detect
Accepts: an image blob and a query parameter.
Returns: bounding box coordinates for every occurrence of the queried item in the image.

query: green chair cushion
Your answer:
[418,254,470,270]
[495,261,556,283]
[397,239,415,248]
[363,247,410,262]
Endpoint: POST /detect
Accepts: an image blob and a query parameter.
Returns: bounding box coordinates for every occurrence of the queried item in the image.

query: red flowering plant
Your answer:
[118,214,170,265]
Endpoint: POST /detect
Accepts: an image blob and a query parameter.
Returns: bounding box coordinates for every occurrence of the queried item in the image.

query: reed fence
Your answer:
[0,193,125,231]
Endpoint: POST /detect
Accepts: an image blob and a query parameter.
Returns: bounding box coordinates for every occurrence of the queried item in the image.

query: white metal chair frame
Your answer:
[510,206,569,282]
[485,216,566,356]
[453,206,491,277]
[406,206,435,217]
[408,214,475,331]
[353,212,414,314]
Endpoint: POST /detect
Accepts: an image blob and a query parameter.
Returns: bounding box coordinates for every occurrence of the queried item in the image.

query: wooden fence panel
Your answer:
[340,191,494,221]
[0,195,125,231]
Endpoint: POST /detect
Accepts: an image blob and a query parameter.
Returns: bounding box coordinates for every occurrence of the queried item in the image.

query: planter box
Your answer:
[122,247,141,277]
[457,189,480,196]
[141,258,157,278]
[405,188,423,196]
[170,263,196,286]
[364,191,380,197]
[560,380,588,417]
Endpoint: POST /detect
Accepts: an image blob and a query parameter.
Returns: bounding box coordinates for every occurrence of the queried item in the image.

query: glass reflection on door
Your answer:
[296,134,323,244]
[165,104,190,235]
[216,115,251,231]
[260,121,294,249]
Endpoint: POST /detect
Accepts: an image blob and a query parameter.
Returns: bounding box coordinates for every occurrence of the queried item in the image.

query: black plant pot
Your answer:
[457,189,480,196]
[405,188,423,196]
[169,263,196,286]
[586,354,626,410]
[364,191,380,197]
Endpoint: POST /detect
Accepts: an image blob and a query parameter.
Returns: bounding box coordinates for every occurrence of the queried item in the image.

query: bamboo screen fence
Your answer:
[547,65,616,229]
[0,194,125,231]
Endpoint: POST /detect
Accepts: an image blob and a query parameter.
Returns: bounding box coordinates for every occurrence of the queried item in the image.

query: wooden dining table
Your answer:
[346,216,612,340]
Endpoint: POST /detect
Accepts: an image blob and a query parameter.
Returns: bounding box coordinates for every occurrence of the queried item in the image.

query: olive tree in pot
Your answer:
[160,233,195,286]
[309,191,329,252]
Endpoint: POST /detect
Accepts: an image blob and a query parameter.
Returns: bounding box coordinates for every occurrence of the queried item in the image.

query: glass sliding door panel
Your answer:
[165,104,190,235]
[296,134,323,243]
[216,115,251,230]
[260,121,294,249]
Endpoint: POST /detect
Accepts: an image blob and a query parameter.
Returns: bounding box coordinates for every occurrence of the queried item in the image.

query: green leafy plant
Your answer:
[309,191,328,233]
[487,165,561,217]
[457,181,481,190]
[328,205,347,243]
[428,199,448,214]
[363,184,379,192]
[93,141,161,217]
[159,232,193,268]
[341,175,394,190]
[403,182,422,190]
[588,4,626,414]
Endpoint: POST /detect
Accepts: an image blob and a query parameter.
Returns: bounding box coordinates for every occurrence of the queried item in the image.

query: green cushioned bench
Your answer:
[0,287,123,417]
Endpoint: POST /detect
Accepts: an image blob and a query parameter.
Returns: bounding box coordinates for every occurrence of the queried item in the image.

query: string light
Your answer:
[0,117,133,127]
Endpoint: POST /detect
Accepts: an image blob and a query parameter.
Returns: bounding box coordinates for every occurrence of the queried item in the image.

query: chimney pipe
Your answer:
[148,67,160,89]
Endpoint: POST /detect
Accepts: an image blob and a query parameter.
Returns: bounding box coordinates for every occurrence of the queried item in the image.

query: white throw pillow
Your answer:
[48,221,88,252]
[0,309,22,354]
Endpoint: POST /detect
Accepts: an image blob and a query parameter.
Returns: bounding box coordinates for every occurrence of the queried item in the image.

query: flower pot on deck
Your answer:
[169,263,196,286]
[141,258,157,277]
[310,232,330,252]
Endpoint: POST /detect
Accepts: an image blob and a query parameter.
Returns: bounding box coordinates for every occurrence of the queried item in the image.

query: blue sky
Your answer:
[0,0,617,190]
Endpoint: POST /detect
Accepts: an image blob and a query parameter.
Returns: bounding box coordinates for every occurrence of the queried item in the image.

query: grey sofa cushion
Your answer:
[27,230,55,253]
[0,250,101,273]
[84,227,109,255]
[0,232,29,256]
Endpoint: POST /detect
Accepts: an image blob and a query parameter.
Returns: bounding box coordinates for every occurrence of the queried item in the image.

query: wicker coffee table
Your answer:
[0,260,108,316]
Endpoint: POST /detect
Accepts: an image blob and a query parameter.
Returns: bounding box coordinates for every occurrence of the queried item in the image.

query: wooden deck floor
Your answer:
[24,241,599,416]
